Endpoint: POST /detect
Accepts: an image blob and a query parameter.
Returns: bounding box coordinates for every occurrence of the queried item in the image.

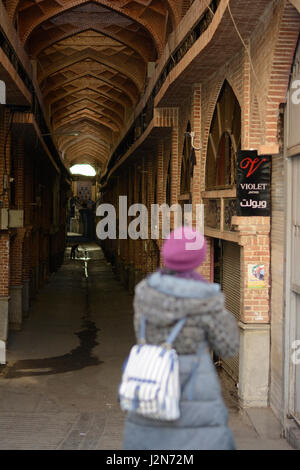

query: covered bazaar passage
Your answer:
[0,0,300,450]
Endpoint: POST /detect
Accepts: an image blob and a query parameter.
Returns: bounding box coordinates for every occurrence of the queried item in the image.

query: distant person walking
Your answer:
[87,198,95,240]
[79,202,89,238]
[122,226,239,450]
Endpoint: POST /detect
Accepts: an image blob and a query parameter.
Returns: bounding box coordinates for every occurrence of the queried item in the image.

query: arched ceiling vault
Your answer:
[56,118,113,143]
[4,0,179,171]
[44,73,136,106]
[62,134,111,153]
[12,0,177,50]
[38,47,144,92]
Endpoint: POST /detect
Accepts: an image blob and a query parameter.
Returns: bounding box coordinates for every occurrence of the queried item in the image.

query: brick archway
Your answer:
[202,77,242,191]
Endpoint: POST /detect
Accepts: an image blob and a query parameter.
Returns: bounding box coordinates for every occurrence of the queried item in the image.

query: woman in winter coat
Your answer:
[122,226,239,450]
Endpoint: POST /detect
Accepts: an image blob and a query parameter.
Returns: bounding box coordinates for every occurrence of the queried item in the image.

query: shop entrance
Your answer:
[213,239,240,384]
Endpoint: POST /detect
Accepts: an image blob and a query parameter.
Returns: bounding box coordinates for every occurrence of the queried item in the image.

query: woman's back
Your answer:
[123,271,239,450]
[122,226,239,450]
[133,271,239,357]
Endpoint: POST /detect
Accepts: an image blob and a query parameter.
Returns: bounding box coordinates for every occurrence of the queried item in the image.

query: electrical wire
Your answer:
[205,0,216,17]
[227,1,261,87]
[205,0,261,88]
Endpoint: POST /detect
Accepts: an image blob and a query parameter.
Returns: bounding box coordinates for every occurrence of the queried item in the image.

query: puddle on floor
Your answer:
[2,274,102,379]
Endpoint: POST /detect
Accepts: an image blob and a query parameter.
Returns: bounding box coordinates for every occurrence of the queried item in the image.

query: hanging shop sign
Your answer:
[236,150,271,216]
[248,264,265,289]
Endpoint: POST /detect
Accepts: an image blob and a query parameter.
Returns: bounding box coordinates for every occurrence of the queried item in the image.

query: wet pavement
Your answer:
[0,244,293,450]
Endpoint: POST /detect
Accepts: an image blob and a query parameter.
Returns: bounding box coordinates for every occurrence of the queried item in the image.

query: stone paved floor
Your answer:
[0,244,293,450]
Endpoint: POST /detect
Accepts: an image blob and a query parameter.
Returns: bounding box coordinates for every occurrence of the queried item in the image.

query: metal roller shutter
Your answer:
[221,241,240,382]
[291,156,300,422]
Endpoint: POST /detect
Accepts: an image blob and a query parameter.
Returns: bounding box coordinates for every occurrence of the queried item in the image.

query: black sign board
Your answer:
[236,150,271,216]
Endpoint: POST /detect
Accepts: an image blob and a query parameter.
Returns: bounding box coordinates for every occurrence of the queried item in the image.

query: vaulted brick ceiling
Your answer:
[5,0,181,172]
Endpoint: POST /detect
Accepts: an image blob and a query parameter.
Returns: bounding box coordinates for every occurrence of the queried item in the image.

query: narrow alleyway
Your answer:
[0,245,293,450]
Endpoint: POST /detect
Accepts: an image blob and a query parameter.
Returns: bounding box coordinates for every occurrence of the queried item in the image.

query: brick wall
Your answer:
[0,108,11,299]
[235,217,271,324]
[0,233,10,297]
[0,108,68,332]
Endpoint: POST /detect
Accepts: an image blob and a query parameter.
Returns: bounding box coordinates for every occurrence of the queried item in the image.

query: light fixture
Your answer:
[184,131,202,151]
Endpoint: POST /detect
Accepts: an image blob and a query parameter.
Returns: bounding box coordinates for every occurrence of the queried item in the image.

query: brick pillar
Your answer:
[170,109,179,241]
[151,151,160,271]
[157,142,164,267]
[191,84,211,281]
[146,153,157,273]
[115,175,121,277]
[0,233,9,363]
[122,170,129,280]
[157,142,164,205]
[22,230,31,316]
[9,136,25,330]
[10,229,25,330]
[133,161,146,284]
[127,168,134,290]
[131,163,139,290]
[231,215,271,407]
[192,84,202,227]
[170,111,179,208]
[140,156,148,278]
[119,171,127,279]
[242,44,251,150]
[146,155,154,274]
[0,108,11,208]
[0,108,12,363]
[199,237,212,282]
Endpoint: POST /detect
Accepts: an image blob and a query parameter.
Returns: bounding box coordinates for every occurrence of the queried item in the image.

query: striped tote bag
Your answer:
[119,316,186,421]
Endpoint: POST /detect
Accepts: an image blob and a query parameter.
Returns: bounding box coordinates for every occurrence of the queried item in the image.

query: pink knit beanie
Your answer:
[162,226,207,272]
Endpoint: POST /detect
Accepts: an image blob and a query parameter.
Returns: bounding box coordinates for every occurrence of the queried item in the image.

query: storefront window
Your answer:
[206,81,241,190]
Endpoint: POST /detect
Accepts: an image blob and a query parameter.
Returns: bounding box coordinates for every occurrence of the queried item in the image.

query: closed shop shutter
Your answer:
[292,156,300,294]
[291,156,300,421]
[221,241,240,382]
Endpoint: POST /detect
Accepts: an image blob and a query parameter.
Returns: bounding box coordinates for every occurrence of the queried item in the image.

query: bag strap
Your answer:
[138,315,186,346]
[138,315,147,344]
[165,318,186,346]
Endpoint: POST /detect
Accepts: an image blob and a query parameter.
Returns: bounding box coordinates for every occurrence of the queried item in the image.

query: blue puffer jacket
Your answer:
[122,272,239,450]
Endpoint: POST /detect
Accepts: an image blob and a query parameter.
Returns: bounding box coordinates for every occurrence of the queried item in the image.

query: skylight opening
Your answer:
[70,164,96,177]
